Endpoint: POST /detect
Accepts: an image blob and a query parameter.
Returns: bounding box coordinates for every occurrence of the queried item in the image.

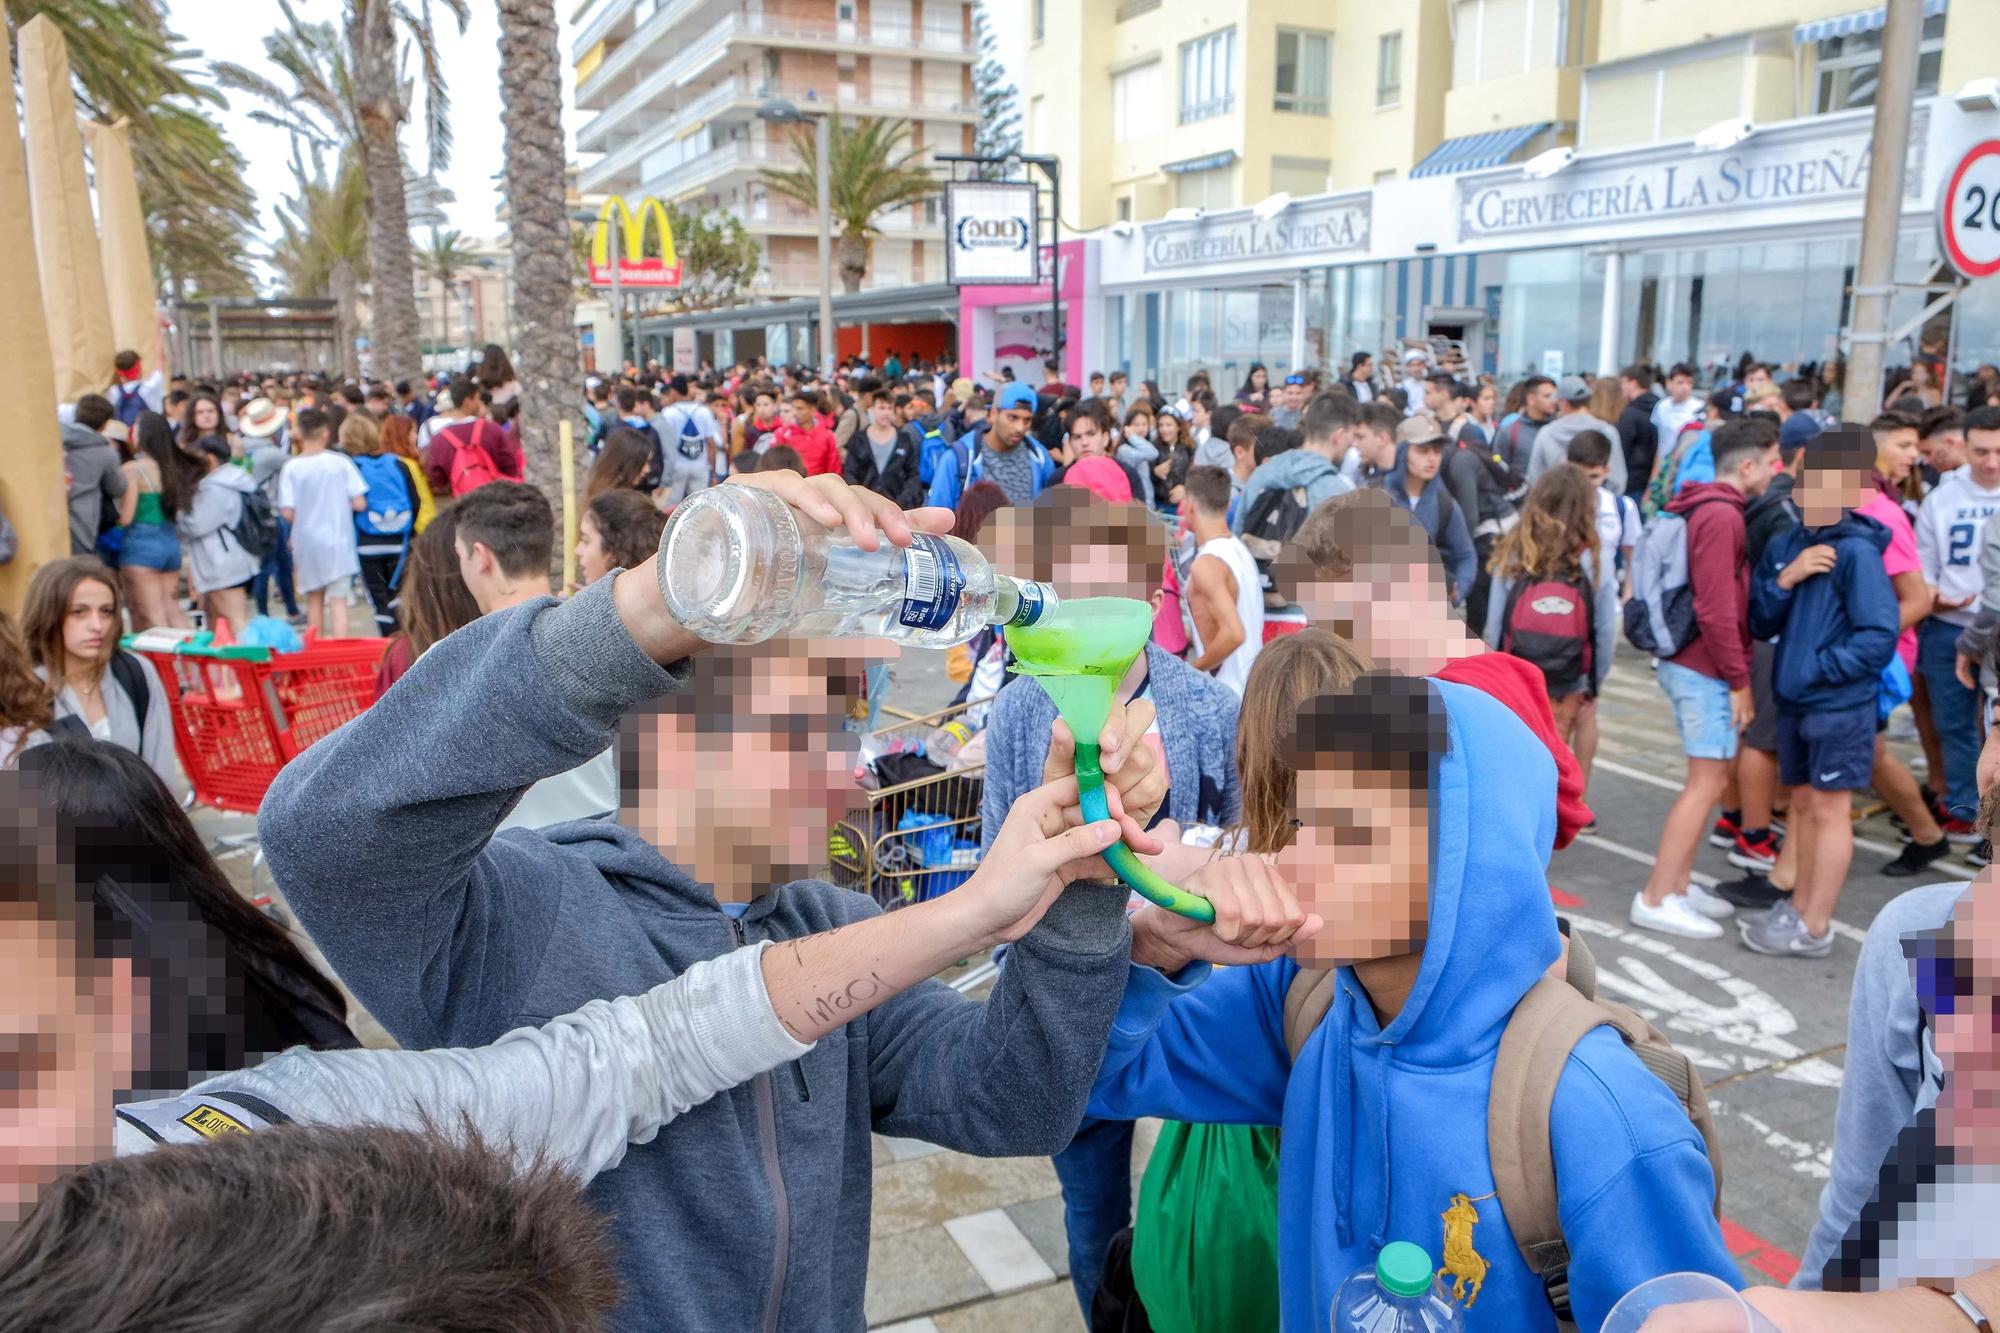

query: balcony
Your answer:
[635,137,787,202]
[739,196,943,238]
[579,5,972,110]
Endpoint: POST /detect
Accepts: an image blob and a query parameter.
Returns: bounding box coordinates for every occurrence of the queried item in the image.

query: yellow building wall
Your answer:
[1595,0,1872,64]
[1938,1,2000,92]
[1445,66,1580,139]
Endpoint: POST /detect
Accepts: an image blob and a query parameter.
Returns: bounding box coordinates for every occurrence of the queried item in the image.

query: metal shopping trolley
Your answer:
[827,697,992,913]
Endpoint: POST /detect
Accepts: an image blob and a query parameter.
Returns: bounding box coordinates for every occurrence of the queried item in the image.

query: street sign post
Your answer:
[1938,139,2000,280]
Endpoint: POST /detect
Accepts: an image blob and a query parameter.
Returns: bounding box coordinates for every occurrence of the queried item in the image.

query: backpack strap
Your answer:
[108,650,150,736]
[1282,967,1337,1063]
[1487,975,1609,1308]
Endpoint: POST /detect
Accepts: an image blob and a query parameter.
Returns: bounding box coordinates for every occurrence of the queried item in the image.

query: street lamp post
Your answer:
[760,99,835,378]
[571,207,627,374]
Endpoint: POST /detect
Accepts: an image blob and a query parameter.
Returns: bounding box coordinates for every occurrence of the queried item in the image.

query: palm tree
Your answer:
[272,144,370,376]
[216,0,466,387]
[419,228,475,352]
[761,115,938,293]
[5,1,258,300]
[497,0,581,508]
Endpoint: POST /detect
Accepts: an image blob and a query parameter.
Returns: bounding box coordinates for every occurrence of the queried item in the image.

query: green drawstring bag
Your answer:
[1129,1121,1283,1333]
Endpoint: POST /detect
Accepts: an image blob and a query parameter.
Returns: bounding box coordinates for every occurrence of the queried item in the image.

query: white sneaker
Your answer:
[1630,890,1725,939]
[1683,881,1737,919]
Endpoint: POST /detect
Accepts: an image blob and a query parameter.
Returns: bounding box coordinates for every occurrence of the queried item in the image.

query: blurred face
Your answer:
[1356,425,1398,471]
[1286,764,1429,968]
[1355,357,1374,382]
[1927,875,1999,1161]
[1156,414,1180,449]
[1969,430,2000,490]
[626,641,891,902]
[1526,382,1557,418]
[1404,441,1443,482]
[1251,368,1267,391]
[1668,372,1694,402]
[1578,462,1609,489]
[1190,401,1210,430]
[869,400,896,429]
[754,392,777,420]
[1422,380,1449,414]
[1925,429,1968,472]
[790,399,817,428]
[1796,464,1871,526]
[1475,385,1496,419]
[1875,427,1920,484]
[62,580,117,670]
[0,910,138,1232]
[193,400,220,433]
[1744,366,1773,397]
[1069,414,1110,458]
[576,513,613,586]
[1285,382,1307,410]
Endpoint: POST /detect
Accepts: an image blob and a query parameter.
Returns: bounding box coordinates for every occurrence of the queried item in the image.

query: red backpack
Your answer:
[444,419,518,496]
[1499,569,1596,697]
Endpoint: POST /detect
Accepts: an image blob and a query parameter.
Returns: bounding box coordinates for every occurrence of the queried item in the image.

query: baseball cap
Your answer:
[1557,375,1592,404]
[1396,414,1447,447]
[997,383,1039,413]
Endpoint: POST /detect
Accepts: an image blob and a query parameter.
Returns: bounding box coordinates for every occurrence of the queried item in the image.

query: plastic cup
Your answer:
[1602,1273,1783,1333]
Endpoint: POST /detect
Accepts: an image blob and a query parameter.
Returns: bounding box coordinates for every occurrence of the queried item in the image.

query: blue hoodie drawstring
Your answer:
[1333,993,1354,1248]
[1368,1057,1391,1253]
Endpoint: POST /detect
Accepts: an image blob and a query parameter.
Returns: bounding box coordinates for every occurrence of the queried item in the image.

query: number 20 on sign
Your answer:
[1940,140,2000,280]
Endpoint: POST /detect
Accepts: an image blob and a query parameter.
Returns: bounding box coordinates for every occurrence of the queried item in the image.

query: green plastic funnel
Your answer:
[1009,598,1215,922]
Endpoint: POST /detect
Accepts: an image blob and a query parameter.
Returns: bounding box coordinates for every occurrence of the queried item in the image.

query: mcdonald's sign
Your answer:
[587,195,682,288]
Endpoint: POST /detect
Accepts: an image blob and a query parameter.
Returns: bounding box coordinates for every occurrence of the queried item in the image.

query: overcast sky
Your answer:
[168,1,1022,286]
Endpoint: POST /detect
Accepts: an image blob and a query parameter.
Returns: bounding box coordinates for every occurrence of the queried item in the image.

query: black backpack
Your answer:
[231,488,278,559]
[1238,484,1310,610]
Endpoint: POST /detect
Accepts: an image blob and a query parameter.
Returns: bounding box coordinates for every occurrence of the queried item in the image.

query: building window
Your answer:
[923,195,942,225]
[1376,31,1402,107]
[1814,12,1945,114]
[1117,196,1133,221]
[1032,0,1044,42]
[1112,59,1163,142]
[1179,27,1236,124]
[1274,29,1331,115]
[1175,164,1234,211]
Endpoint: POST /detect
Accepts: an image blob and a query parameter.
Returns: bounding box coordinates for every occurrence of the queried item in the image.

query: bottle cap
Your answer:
[1375,1241,1434,1299]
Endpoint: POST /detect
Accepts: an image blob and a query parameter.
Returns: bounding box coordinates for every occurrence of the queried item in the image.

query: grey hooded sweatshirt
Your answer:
[61,421,125,554]
[258,576,1133,1333]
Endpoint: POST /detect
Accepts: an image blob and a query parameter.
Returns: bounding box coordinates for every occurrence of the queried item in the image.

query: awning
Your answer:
[1795,0,1946,45]
[1161,149,1239,175]
[1410,123,1551,179]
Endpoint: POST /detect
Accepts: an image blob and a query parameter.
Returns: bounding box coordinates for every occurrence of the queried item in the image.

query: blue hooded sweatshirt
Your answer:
[1088,681,1736,1332]
[1749,512,1899,712]
[1384,453,1480,600]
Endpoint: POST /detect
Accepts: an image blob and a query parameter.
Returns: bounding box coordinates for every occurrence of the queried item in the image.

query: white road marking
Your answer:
[943,1208,1056,1295]
[1567,916,1844,1087]
[1708,1097,1835,1180]
[1572,830,1870,945]
[1591,757,1983,878]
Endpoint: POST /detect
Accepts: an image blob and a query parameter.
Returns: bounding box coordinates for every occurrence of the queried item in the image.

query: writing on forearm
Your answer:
[787,973,893,1037]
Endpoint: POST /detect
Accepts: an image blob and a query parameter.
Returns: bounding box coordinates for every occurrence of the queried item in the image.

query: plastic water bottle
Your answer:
[657,483,1058,647]
[1333,1242,1462,1332]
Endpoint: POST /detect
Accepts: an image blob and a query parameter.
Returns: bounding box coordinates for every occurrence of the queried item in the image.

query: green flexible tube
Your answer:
[1074,742,1215,922]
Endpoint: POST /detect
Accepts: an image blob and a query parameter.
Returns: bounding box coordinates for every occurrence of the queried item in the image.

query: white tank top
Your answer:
[1190,534,1265,697]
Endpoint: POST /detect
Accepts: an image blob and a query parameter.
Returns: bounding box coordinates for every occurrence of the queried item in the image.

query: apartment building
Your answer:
[570,0,978,300]
[1028,0,1997,227]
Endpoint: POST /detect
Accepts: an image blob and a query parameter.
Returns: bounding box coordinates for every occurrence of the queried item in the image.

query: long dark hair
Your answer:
[19,736,356,1088]
[402,502,483,656]
[478,343,516,391]
[585,426,654,501]
[178,393,228,451]
[133,411,195,518]
[585,489,666,572]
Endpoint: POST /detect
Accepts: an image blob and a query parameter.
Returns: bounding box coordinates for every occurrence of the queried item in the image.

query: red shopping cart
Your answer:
[128,631,385,815]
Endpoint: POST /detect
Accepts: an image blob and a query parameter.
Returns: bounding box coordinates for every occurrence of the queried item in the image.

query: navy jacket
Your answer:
[1750,513,1900,711]
[1385,457,1479,602]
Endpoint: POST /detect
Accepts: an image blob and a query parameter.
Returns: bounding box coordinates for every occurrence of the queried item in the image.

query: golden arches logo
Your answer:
[588,196,682,288]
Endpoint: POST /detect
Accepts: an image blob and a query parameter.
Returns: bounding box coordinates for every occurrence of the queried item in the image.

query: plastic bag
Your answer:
[1130,1121,1283,1333]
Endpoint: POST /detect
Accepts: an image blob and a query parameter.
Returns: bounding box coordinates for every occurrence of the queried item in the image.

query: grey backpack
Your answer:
[1622,499,1725,657]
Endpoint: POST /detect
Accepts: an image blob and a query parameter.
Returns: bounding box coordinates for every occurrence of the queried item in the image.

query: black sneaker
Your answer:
[1714,875,1790,912]
[1881,837,1953,878]
[1968,839,1993,869]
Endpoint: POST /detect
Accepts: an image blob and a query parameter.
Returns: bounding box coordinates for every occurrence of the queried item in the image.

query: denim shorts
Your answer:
[119,522,181,573]
[1777,702,1876,791]
[1655,658,1738,761]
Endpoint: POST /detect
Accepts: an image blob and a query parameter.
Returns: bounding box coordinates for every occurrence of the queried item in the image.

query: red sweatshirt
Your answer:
[774,422,842,477]
[1663,482,1752,689]
[1435,651,1592,850]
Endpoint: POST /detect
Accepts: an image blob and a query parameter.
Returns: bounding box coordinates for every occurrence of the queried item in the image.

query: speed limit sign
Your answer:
[1939,140,2000,280]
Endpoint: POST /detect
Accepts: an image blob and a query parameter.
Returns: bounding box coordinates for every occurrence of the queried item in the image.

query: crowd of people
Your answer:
[2,336,1996,1333]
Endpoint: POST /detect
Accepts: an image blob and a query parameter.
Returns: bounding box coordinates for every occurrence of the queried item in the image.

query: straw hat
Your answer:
[238,397,285,438]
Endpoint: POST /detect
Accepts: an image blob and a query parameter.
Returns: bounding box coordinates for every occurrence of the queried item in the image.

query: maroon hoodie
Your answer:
[1665,481,1751,689]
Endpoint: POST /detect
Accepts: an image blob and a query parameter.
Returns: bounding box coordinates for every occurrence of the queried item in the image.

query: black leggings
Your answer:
[358,551,404,635]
